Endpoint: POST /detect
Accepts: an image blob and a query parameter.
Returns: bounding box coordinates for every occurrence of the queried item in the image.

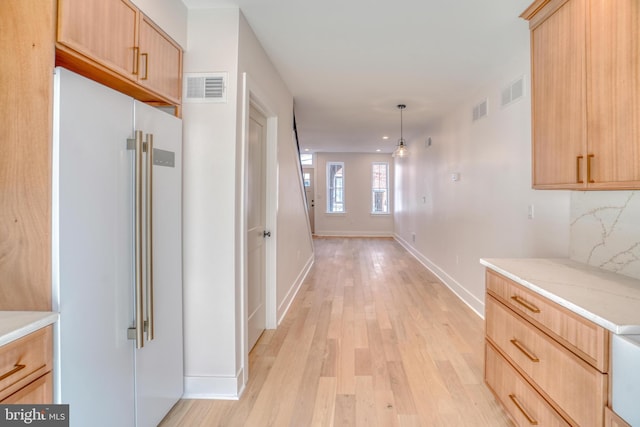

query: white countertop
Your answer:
[480,258,640,335]
[0,311,59,347]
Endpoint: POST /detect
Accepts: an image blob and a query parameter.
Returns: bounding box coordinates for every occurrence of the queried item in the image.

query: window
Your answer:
[303,172,311,187]
[326,162,345,212]
[300,153,313,166]
[371,162,389,214]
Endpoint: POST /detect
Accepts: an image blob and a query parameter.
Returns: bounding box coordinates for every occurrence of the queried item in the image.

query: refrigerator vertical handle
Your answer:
[134,130,145,349]
[145,133,155,341]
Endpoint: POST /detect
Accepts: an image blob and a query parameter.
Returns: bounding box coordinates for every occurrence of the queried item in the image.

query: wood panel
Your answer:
[486,269,609,372]
[530,0,587,188]
[159,237,513,426]
[138,14,182,105]
[0,0,55,310]
[587,0,640,188]
[486,296,607,427]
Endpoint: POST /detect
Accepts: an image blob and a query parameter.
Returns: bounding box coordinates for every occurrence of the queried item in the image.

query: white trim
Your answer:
[183,367,245,400]
[277,254,315,325]
[394,233,485,318]
[314,231,394,237]
[240,72,279,392]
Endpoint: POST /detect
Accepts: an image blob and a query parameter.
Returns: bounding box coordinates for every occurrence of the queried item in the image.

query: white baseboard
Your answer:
[394,234,485,318]
[313,231,394,237]
[183,367,245,400]
[277,253,314,325]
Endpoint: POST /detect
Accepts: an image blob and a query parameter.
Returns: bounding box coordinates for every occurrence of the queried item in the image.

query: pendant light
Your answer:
[392,104,409,158]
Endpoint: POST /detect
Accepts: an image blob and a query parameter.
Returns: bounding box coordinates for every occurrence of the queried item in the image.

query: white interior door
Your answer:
[247,105,267,351]
[303,168,315,234]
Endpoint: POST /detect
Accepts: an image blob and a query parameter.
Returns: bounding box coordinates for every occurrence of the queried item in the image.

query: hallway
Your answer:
[161,237,511,426]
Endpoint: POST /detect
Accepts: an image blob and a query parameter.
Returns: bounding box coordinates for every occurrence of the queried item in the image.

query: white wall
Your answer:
[182,8,314,399]
[182,8,241,398]
[315,152,394,237]
[238,15,315,324]
[131,0,188,47]
[394,42,571,316]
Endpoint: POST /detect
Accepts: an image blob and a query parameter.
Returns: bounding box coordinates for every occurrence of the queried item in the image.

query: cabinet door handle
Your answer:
[0,364,26,382]
[509,394,539,425]
[587,154,595,183]
[141,53,149,80]
[510,339,540,362]
[576,155,584,183]
[510,295,541,314]
[133,47,140,75]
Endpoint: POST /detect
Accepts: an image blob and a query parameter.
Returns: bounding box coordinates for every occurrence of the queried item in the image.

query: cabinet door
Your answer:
[530,0,587,188]
[587,0,640,188]
[57,0,139,80]
[138,14,182,104]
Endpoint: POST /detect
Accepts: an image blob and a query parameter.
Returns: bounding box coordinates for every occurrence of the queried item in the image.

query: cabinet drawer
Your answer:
[485,341,569,426]
[486,269,609,372]
[1,372,52,404]
[486,296,606,427]
[0,326,52,401]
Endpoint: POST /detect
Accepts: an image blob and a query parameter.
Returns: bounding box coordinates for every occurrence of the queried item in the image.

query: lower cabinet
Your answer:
[484,270,609,426]
[0,326,53,403]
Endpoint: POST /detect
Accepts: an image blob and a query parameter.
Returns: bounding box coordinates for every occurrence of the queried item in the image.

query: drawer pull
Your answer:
[0,364,26,382]
[510,339,540,363]
[509,394,539,425]
[511,295,541,314]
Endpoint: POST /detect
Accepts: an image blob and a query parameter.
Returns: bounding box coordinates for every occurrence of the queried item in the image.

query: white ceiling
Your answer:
[182,0,532,153]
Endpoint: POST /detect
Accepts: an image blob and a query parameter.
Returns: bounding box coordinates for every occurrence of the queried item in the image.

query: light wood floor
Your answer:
[160,237,512,426]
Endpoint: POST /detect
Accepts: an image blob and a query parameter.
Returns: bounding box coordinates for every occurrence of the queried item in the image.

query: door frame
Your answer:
[240,72,277,388]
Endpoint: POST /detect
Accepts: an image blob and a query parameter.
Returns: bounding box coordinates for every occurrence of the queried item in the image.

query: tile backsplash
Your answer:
[570,191,640,280]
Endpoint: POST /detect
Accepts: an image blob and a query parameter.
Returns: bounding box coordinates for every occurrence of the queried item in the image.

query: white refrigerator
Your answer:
[52,67,183,427]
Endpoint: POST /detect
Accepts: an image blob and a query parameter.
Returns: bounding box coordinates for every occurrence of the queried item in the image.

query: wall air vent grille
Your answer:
[472,98,488,122]
[183,72,227,103]
[501,76,525,107]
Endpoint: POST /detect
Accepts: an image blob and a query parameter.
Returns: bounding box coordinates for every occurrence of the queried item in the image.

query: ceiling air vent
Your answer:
[472,98,488,122]
[501,76,525,107]
[183,72,227,103]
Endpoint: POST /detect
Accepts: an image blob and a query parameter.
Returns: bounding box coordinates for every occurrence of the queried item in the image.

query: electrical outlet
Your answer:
[528,204,535,219]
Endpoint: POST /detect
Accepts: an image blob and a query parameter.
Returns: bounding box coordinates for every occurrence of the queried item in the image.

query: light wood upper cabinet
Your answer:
[523,0,640,190]
[57,0,139,80]
[56,0,182,106]
[138,14,182,104]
